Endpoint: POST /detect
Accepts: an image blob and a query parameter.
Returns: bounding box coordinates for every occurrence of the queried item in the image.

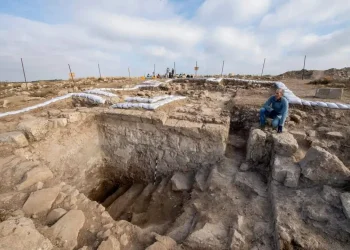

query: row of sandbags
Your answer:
[112,95,186,110]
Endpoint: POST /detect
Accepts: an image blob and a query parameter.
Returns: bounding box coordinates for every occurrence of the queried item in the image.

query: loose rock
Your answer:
[300,146,350,185]
[98,236,121,250]
[0,217,53,250]
[48,210,85,250]
[46,208,67,225]
[23,187,60,216]
[16,166,53,191]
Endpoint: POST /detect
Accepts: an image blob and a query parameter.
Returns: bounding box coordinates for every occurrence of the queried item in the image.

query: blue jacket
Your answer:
[263,96,289,126]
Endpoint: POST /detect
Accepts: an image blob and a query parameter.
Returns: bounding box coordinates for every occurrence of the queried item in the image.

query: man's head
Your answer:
[275,88,284,100]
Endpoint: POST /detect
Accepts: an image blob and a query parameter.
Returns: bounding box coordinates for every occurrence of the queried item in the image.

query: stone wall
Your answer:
[97,109,229,181]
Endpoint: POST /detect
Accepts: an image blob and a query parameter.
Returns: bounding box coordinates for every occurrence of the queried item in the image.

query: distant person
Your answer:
[171,68,174,78]
[260,88,289,133]
[147,74,150,78]
[186,74,190,78]
[157,74,160,78]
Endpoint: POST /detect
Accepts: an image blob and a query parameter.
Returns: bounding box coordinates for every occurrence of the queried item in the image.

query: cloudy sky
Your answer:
[0,0,349,81]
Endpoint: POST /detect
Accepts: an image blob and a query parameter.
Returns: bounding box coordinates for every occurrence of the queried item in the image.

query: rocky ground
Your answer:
[0,77,350,249]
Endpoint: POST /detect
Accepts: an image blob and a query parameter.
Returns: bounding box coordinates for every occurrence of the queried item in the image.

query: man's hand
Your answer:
[277,126,283,133]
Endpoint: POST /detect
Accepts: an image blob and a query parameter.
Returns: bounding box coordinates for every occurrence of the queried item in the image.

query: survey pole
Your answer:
[261,58,266,77]
[21,58,27,83]
[68,64,74,82]
[302,55,307,80]
[98,63,102,78]
[221,60,225,77]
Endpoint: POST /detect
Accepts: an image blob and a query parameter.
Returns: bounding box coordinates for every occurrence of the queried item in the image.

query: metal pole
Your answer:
[221,60,225,77]
[195,61,198,77]
[302,55,306,80]
[261,58,266,77]
[154,64,155,77]
[21,58,27,83]
[98,63,102,78]
[68,64,74,82]
[128,67,131,78]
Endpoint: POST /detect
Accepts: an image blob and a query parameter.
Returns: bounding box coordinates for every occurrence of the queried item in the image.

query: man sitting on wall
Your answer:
[260,88,289,133]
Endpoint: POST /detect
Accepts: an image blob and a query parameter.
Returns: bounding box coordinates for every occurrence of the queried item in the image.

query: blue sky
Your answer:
[0,0,349,81]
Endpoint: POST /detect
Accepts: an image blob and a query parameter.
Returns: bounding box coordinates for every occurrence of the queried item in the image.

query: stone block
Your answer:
[0,131,29,147]
[315,88,343,99]
[171,172,194,191]
[272,133,298,157]
[326,132,344,139]
[271,155,300,187]
[48,210,85,250]
[234,172,267,197]
[300,146,350,185]
[246,129,269,163]
[46,208,67,225]
[0,217,53,250]
[23,187,60,216]
[17,118,49,141]
[340,193,350,219]
[16,166,53,191]
[289,130,307,142]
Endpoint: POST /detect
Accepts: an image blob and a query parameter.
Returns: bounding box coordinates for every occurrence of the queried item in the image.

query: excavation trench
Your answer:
[4,105,276,249]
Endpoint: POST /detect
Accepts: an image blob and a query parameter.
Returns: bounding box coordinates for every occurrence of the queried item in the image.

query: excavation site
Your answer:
[1,77,350,250]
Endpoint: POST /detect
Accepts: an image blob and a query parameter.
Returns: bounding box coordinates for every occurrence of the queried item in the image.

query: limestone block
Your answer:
[234,172,267,197]
[271,155,300,188]
[98,236,120,250]
[186,222,227,249]
[0,217,53,250]
[46,208,67,225]
[47,109,61,117]
[16,166,53,191]
[60,112,81,123]
[272,133,298,157]
[315,88,343,99]
[289,130,307,142]
[48,210,85,250]
[326,132,344,139]
[246,129,268,163]
[321,185,341,207]
[22,187,60,216]
[300,146,350,185]
[171,172,194,191]
[49,118,68,128]
[0,131,29,147]
[340,193,350,219]
[17,118,49,141]
[108,184,144,219]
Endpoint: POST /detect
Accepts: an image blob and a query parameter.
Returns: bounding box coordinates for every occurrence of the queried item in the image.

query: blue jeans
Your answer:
[260,108,280,128]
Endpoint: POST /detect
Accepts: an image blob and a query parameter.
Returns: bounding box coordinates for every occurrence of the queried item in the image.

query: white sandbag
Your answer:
[85,89,117,97]
[327,103,339,109]
[0,93,73,118]
[72,93,106,104]
[301,100,311,106]
[335,103,349,109]
[316,102,328,108]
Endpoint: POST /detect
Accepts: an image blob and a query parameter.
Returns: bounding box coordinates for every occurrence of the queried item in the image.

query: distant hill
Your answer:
[278,67,350,80]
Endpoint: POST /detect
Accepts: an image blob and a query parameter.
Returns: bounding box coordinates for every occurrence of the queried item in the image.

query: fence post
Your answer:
[302,55,307,80]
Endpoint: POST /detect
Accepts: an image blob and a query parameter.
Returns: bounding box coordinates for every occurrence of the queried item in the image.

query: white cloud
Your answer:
[196,0,272,24]
[0,0,350,81]
[260,0,350,28]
